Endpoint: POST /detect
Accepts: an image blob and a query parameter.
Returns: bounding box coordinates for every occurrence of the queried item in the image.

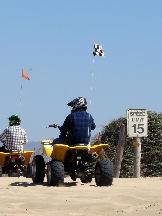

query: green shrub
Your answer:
[99,111,162,177]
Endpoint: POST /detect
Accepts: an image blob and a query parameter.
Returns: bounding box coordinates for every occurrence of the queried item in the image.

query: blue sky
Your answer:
[0,1,162,142]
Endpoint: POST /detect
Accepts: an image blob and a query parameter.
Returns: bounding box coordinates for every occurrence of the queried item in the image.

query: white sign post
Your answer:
[127,109,148,178]
[127,109,148,138]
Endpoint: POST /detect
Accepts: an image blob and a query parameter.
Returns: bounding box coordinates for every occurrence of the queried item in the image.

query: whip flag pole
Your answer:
[89,43,105,142]
[19,69,31,118]
[89,52,95,111]
[90,43,105,110]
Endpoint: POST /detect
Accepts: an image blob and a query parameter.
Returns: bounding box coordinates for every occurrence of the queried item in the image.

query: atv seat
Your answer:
[72,143,88,146]
[5,148,22,153]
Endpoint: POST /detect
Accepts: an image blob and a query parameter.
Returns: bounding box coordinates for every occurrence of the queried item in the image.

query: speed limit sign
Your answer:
[127,109,148,137]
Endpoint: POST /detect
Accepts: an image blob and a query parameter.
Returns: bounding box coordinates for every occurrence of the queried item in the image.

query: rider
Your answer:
[0,114,28,152]
[53,97,96,145]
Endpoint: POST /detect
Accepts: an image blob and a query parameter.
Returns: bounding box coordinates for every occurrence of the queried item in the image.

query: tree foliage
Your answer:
[100,111,162,177]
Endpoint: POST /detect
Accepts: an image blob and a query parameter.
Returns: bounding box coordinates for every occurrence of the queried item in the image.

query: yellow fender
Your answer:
[0,150,34,167]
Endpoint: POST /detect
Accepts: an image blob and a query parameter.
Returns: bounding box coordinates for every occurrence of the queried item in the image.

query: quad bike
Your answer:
[0,140,33,177]
[29,124,114,186]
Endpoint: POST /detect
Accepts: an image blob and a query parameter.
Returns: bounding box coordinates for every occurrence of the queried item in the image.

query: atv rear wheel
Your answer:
[23,166,27,177]
[26,163,32,178]
[0,165,2,177]
[95,160,113,186]
[32,155,45,183]
[47,160,64,186]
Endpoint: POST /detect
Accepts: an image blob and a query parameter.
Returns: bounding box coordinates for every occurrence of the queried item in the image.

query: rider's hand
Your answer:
[53,124,58,128]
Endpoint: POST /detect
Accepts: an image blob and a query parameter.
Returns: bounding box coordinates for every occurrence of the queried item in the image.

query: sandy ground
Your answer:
[0,176,162,216]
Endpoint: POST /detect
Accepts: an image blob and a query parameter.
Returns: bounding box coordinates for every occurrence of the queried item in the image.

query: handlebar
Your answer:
[46,124,61,129]
[48,124,56,127]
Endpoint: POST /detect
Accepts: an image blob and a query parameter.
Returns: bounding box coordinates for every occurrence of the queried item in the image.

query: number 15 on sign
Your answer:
[127,109,148,137]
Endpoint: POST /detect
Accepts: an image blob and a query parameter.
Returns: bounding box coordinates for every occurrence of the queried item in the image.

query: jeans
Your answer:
[0,146,9,153]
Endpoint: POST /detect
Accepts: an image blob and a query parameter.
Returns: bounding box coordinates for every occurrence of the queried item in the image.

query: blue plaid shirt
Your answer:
[59,109,96,144]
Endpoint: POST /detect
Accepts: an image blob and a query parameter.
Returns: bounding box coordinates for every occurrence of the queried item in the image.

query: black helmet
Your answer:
[8,114,21,126]
[67,97,87,112]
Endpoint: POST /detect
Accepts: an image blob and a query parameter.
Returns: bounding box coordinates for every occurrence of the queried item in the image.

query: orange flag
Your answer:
[22,69,30,80]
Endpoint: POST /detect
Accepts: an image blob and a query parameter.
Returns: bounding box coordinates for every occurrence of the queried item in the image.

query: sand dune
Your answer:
[0,176,162,216]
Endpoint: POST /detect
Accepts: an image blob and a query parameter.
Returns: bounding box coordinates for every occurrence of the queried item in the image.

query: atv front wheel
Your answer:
[32,155,45,183]
[47,160,64,186]
[95,160,113,186]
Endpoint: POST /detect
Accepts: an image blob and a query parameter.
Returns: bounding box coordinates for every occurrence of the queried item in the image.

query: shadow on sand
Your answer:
[9,181,78,187]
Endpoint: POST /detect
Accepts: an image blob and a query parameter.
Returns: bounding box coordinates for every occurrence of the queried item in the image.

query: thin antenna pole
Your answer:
[19,68,32,117]
[89,57,95,111]
[88,41,95,142]
[19,80,23,118]
[89,37,96,113]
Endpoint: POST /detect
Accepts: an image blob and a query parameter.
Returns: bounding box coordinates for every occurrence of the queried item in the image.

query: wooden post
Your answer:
[98,132,101,143]
[114,124,126,178]
[133,137,141,178]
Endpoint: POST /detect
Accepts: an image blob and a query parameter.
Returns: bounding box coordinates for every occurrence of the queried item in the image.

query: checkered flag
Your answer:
[93,44,105,56]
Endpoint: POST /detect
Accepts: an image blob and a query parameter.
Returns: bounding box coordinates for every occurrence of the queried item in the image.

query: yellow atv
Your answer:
[29,125,113,186]
[0,141,33,177]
